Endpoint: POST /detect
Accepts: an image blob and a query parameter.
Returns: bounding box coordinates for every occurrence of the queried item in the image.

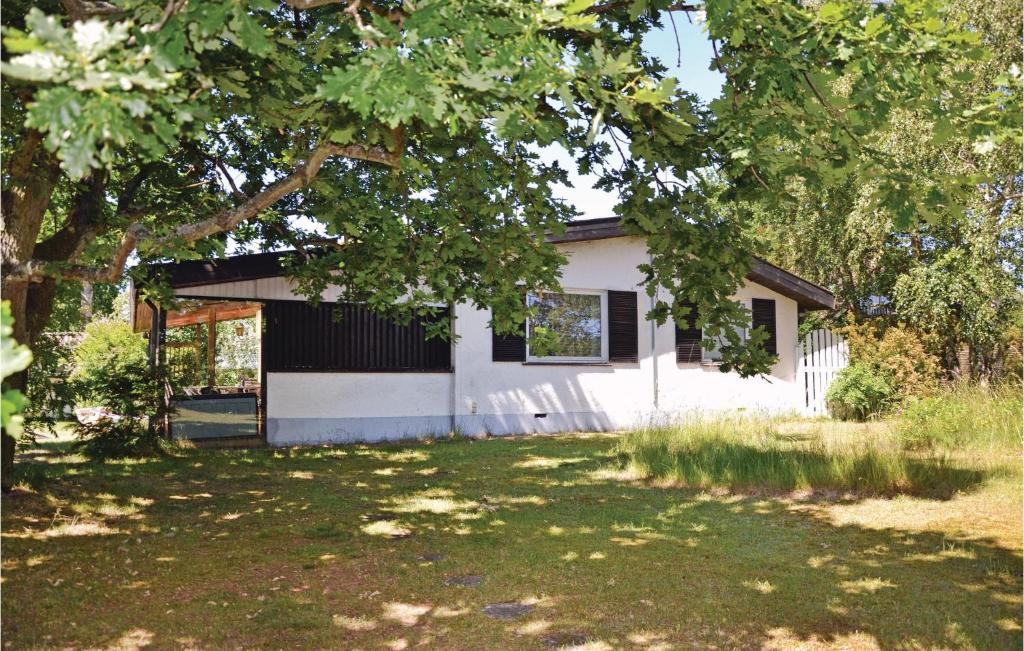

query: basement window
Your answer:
[526,291,607,363]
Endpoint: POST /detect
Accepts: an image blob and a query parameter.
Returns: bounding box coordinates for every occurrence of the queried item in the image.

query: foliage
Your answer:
[69,319,148,404]
[215,318,258,385]
[615,415,979,497]
[45,281,120,332]
[898,382,1023,452]
[995,316,1023,384]
[745,0,1021,379]
[72,361,168,459]
[1,301,33,438]
[24,332,79,433]
[825,363,894,421]
[892,249,1020,375]
[838,322,943,400]
[2,0,1018,379]
[68,320,165,457]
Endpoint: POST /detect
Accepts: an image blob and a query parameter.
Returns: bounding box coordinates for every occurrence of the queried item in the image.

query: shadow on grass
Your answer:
[2,433,1020,650]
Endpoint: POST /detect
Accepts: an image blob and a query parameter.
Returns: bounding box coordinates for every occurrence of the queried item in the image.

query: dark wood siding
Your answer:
[675,300,702,363]
[751,298,777,356]
[607,290,639,363]
[263,301,451,372]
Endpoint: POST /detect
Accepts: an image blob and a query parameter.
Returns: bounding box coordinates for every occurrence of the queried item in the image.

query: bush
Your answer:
[838,322,942,402]
[70,320,148,404]
[898,383,1023,452]
[825,363,894,421]
[70,320,167,458]
[25,332,80,434]
[74,363,169,458]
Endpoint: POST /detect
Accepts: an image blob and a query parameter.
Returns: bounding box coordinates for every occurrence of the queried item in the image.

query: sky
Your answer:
[548,16,724,220]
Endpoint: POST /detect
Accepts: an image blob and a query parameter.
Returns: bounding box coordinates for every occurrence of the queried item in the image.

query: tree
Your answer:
[0,0,1017,469]
[743,0,1021,377]
[1,301,33,488]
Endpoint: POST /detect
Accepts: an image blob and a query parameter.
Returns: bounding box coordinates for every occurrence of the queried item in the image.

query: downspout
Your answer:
[448,304,457,435]
[649,253,659,414]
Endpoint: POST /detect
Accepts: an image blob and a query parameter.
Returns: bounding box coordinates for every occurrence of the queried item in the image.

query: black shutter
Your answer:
[607,290,639,363]
[751,298,777,355]
[492,321,526,362]
[675,300,702,363]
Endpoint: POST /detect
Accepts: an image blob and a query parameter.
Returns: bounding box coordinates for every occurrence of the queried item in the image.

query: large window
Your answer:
[526,291,607,362]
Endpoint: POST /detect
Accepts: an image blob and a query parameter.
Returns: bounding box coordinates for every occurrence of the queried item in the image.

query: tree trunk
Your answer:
[0,129,61,487]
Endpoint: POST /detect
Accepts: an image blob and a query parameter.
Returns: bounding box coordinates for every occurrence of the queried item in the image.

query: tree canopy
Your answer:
[1,0,1019,380]
[743,0,1021,377]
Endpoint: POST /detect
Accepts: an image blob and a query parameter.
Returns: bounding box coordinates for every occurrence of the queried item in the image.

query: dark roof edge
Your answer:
[143,218,835,311]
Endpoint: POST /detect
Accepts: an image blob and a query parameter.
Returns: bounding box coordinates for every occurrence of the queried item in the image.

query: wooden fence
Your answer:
[797,328,849,416]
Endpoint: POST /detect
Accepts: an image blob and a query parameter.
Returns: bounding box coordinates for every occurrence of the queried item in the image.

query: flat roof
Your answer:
[140,218,835,310]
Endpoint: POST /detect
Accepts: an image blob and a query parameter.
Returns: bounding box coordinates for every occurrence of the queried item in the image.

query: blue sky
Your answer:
[550,16,724,220]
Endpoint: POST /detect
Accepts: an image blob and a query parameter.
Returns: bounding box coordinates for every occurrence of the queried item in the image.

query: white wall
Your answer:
[450,237,655,434]
[451,237,803,435]
[266,372,452,445]
[191,236,806,443]
[175,276,344,302]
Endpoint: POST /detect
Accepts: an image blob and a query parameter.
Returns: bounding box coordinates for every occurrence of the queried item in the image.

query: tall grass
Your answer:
[897,382,1022,456]
[615,384,1019,497]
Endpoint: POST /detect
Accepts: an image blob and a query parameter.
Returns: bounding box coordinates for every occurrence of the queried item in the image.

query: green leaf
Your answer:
[586,107,604,145]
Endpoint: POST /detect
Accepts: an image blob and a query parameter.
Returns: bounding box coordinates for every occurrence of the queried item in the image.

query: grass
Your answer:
[2,417,1021,650]
[898,382,1022,454]
[616,385,1021,498]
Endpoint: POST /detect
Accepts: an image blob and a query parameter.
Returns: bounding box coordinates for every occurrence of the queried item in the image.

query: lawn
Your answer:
[2,422,1021,650]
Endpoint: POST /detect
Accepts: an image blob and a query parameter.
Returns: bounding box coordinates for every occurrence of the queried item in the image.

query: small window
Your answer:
[703,300,750,363]
[526,291,607,362]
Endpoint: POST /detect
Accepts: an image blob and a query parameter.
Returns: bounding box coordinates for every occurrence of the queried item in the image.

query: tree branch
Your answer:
[800,70,861,146]
[283,0,407,27]
[59,0,122,21]
[11,140,401,284]
[33,171,108,263]
[584,2,699,15]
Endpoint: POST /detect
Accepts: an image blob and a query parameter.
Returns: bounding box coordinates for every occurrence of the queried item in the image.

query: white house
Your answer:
[134,217,835,445]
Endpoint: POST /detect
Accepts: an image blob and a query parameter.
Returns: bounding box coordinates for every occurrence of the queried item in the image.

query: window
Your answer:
[526,291,607,362]
[702,300,750,364]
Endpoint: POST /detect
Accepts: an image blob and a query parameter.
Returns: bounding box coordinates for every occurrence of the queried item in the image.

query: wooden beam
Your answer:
[207,306,217,387]
[165,303,260,329]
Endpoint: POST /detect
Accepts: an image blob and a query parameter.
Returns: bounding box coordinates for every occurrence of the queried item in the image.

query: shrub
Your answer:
[69,320,167,458]
[838,322,942,402]
[70,320,148,404]
[25,332,80,434]
[898,383,1023,452]
[73,363,169,458]
[825,363,894,421]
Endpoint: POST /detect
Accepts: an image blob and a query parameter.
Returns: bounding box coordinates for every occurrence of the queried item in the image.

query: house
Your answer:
[133,217,834,445]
